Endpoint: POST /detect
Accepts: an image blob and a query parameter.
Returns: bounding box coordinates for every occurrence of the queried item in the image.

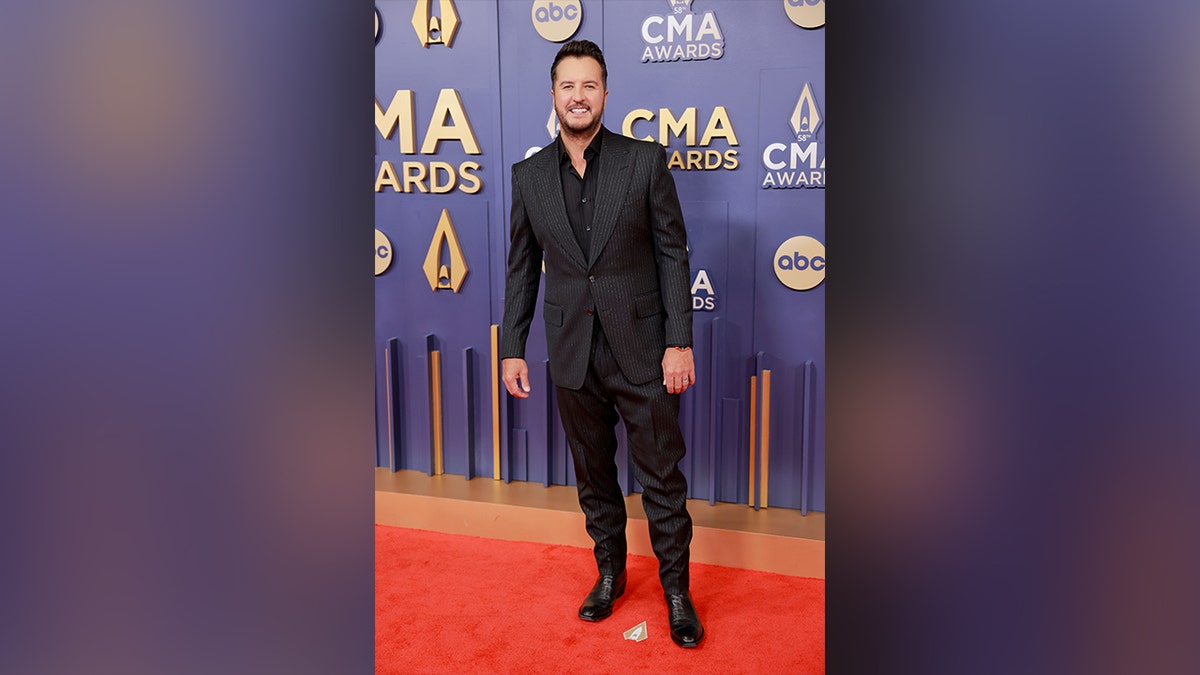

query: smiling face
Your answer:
[552,55,608,140]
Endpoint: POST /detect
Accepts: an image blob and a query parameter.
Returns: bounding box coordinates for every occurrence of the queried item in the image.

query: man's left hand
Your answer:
[662,347,696,395]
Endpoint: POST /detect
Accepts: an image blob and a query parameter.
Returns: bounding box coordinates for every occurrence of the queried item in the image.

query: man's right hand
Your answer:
[502,358,532,398]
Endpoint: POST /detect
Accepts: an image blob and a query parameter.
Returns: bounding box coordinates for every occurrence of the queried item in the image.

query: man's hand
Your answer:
[502,358,532,398]
[662,347,696,395]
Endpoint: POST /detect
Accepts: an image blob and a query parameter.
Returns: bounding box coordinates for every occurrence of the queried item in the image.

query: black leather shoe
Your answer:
[578,571,627,621]
[666,592,704,647]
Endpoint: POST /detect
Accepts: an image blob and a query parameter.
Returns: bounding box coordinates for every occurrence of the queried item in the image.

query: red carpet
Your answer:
[376,525,824,674]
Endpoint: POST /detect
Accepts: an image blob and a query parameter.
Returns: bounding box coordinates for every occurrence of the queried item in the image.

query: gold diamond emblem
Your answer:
[411,0,460,48]
[789,83,822,141]
[423,209,468,292]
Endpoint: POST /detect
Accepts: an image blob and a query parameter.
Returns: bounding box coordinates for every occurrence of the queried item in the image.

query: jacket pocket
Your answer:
[634,290,663,318]
[544,302,564,326]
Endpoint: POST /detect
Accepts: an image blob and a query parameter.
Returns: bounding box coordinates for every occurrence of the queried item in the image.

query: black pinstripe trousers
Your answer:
[555,318,693,595]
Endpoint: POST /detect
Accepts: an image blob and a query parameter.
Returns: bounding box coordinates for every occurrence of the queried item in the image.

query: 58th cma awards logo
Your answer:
[524,107,561,159]
[761,83,825,188]
[641,0,724,63]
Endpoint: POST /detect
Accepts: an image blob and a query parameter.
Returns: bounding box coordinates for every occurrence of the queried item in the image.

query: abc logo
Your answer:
[784,0,825,29]
[375,229,392,276]
[773,235,825,290]
[531,0,582,43]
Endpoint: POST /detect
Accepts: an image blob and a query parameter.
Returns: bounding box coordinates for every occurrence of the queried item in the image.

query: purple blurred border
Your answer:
[0,2,374,673]
[830,1,1200,674]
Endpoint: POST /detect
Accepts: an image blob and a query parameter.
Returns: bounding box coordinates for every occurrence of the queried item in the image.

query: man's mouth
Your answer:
[569,106,590,115]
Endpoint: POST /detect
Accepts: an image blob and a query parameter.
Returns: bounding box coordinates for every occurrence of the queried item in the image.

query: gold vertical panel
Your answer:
[490,324,501,480]
[748,374,758,507]
[761,369,772,509]
[430,350,444,475]
[385,347,394,466]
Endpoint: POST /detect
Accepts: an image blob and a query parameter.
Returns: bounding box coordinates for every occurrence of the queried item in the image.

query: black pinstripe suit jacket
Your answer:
[501,127,692,390]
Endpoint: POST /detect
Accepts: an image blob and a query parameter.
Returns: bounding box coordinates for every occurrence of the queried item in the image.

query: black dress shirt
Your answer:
[558,131,603,258]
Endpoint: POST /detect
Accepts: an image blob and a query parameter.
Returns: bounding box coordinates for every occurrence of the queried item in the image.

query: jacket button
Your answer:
[586,309,594,316]
[588,275,595,281]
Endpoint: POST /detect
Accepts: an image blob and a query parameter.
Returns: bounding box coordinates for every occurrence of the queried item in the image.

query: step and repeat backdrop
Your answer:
[375,0,824,512]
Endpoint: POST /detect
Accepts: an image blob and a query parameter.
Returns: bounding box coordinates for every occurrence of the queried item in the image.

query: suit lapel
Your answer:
[533,144,587,269]
[587,129,632,268]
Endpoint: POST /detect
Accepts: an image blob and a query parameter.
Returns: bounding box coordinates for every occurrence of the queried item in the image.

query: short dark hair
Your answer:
[550,40,607,89]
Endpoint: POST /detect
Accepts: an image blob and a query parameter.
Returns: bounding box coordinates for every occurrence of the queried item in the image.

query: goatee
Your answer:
[559,115,601,141]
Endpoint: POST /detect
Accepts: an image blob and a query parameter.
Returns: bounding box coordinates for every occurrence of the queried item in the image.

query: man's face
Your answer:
[552,56,607,138]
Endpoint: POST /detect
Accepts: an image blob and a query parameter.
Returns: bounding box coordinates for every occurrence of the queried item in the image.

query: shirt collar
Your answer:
[557,127,605,166]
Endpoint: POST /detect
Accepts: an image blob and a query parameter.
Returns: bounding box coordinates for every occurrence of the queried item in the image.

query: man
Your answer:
[500,40,703,648]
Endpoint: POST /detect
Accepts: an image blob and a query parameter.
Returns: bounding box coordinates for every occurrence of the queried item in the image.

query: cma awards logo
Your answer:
[622,105,739,171]
[411,0,461,48]
[528,101,739,171]
[686,244,716,311]
[375,88,484,194]
[690,260,717,311]
[785,0,825,29]
[531,0,582,43]
[774,236,825,291]
[761,83,825,189]
[524,106,560,159]
[641,0,724,63]
[423,209,469,292]
[691,270,716,310]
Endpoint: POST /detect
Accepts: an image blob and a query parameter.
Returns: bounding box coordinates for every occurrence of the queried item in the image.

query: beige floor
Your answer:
[376,468,824,579]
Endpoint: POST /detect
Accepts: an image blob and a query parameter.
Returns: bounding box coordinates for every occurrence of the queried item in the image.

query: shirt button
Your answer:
[581,198,587,203]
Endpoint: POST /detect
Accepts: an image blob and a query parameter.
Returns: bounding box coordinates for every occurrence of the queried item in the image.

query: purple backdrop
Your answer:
[375,0,824,511]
